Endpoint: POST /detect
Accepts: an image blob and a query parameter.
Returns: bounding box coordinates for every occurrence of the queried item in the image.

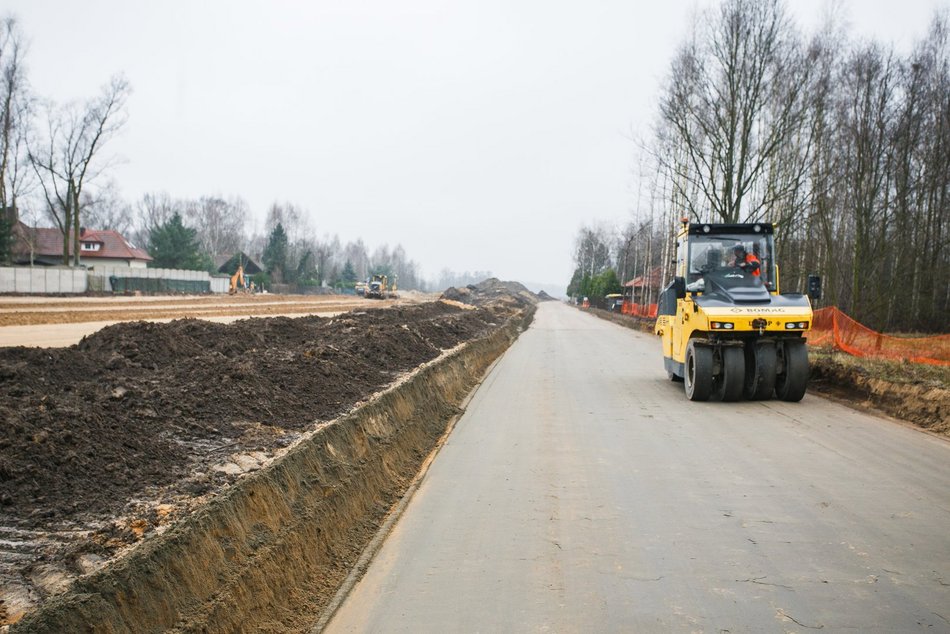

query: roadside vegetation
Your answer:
[809,347,949,389]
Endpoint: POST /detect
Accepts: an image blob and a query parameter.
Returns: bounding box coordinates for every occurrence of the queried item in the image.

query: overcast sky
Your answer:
[6,1,946,291]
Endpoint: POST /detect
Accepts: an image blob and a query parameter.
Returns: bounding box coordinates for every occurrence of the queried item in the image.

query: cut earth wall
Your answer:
[11,306,534,633]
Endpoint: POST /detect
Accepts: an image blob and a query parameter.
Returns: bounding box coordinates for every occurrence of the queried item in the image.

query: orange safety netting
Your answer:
[621,302,658,318]
[809,306,950,366]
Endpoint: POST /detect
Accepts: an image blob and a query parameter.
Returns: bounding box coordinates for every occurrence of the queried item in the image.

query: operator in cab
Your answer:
[732,245,761,276]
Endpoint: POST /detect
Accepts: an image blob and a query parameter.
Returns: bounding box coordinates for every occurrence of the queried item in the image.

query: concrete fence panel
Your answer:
[14,268,30,291]
[87,266,215,294]
[211,276,230,294]
[0,266,88,294]
[0,267,15,293]
[45,269,61,293]
[0,265,215,294]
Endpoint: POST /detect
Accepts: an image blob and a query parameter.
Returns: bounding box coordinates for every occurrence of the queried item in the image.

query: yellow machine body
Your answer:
[655,222,815,402]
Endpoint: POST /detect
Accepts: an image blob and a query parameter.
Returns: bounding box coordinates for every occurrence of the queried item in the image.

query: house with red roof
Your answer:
[621,265,664,316]
[12,222,152,268]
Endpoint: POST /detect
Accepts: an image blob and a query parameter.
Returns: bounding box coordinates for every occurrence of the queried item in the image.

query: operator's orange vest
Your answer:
[747,253,761,276]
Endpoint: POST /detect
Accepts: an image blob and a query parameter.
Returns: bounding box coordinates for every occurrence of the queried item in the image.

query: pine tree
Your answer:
[0,210,13,265]
[147,213,211,270]
[341,260,358,286]
[263,223,289,283]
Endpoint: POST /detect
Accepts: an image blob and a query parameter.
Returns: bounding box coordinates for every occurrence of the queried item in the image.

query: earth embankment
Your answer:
[2,288,536,631]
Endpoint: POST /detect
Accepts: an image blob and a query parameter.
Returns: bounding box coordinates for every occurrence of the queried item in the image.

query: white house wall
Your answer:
[84,258,148,269]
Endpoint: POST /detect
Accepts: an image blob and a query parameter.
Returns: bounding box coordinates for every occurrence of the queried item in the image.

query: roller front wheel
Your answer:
[685,340,713,401]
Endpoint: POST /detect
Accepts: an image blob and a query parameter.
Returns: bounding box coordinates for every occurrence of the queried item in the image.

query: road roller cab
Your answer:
[655,220,818,402]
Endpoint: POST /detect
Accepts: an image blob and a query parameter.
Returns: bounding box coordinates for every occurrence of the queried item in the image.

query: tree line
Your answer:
[572,0,949,332]
[123,193,427,290]
[0,16,445,291]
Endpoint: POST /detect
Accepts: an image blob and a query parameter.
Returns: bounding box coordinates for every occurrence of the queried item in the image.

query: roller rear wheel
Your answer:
[712,346,745,402]
[684,340,713,401]
[744,343,777,400]
[775,340,808,402]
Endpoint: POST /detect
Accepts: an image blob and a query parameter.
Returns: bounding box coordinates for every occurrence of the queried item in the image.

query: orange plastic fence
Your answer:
[621,302,658,318]
[809,306,950,366]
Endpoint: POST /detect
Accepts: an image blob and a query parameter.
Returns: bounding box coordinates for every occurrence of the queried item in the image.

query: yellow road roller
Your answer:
[655,220,821,402]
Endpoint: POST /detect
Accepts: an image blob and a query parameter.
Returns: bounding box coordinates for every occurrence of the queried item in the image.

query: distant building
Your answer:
[214,252,263,276]
[623,265,664,305]
[12,221,153,268]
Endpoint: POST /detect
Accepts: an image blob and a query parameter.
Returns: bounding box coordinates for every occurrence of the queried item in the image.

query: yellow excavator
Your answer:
[655,219,821,402]
[228,265,246,295]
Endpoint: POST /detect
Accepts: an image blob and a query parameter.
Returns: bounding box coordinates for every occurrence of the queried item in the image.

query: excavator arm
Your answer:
[229,266,245,295]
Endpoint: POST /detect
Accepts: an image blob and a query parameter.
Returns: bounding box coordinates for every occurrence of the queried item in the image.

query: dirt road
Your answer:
[325,301,950,632]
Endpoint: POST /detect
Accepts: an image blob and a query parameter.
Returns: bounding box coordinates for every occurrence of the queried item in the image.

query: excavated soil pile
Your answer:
[440,277,539,308]
[0,302,500,524]
[0,294,388,328]
[0,300,520,628]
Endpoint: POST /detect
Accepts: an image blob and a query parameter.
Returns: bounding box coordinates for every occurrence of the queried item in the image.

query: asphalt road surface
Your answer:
[325,302,950,633]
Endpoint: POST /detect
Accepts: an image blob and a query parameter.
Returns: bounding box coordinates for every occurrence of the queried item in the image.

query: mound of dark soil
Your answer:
[0,302,501,528]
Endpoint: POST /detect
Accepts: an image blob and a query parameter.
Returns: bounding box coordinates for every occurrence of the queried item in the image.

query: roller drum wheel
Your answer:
[684,340,713,401]
[775,340,808,402]
[744,342,777,400]
[712,346,745,402]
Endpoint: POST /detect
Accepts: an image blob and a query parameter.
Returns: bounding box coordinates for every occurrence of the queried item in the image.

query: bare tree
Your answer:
[29,75,130,265]
[573,225,612,278]
[389,243,422,289]
[370,243,392,275]
[834,44,898,322]
[0,15,30,214]
[11,201,40,265]
[266,201,314,281]
[317,234,341,284]
[891,12,950,329]
[615,4,950,331]
[186,195,247,257]
[658,0,812,223]
[773,16,846,303]
[133,191,180,249]
[343,239,370,280]
[81,180,134,236]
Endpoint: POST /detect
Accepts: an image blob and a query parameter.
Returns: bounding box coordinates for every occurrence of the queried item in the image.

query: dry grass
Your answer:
[809,346,949,389]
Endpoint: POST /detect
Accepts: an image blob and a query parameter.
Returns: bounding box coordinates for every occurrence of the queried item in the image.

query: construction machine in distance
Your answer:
[655,219,822,402]
[228,265,247,295]
[365,274,397,299]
